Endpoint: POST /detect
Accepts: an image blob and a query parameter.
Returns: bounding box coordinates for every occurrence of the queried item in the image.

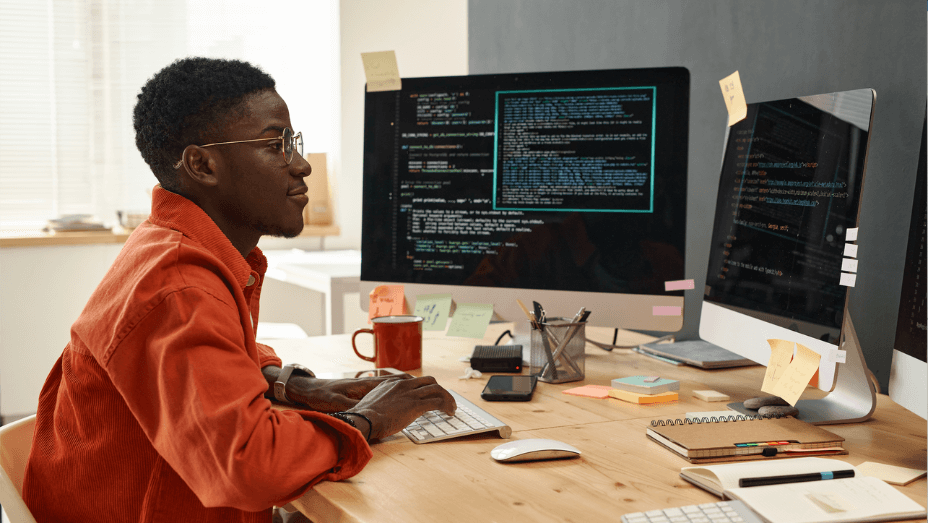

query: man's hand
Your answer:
[285,374,410,413]
[346,376,456,441]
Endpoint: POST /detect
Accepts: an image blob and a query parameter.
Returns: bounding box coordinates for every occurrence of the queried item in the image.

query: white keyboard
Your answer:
[621,500,764,523]
[402,390,512,444]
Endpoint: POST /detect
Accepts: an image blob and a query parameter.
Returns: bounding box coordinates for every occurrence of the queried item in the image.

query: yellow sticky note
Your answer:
[768,342,821,406]
[413,294,453,331]
[368,285,407,322]
[446,303,493,338]
[761,339,795,393]
[719,71,747,126]
[361,50,401,92]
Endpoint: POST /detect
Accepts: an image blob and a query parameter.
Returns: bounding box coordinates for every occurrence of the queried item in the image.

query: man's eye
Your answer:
[270,141,283,151]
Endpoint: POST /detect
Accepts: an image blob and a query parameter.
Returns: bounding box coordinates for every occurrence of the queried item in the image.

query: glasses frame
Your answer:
[173,127,303,169]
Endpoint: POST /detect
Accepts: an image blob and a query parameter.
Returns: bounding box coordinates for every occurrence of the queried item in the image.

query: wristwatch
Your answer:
[273,364,315,404]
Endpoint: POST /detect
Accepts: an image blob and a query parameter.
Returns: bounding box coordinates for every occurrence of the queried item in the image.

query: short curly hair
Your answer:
[133,57,276,192]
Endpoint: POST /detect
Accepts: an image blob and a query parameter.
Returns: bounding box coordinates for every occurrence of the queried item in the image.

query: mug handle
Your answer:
[352,329,376,362]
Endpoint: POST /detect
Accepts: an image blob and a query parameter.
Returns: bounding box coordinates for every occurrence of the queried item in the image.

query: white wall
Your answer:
[332,0,469,251]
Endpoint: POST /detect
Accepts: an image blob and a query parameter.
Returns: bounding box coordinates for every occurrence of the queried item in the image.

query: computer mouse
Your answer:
[490,438,581,462]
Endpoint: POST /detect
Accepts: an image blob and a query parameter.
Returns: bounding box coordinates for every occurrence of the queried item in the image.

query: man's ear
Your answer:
[179,145,219,188]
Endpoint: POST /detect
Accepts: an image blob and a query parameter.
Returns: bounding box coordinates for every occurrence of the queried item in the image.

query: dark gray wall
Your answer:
[469,0,926,390]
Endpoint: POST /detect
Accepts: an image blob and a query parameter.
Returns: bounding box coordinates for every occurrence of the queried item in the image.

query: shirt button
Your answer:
[246,274,256,286]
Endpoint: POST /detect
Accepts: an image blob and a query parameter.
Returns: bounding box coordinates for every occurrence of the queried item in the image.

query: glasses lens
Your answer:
[294,132,303,160]
[283,127,293,163]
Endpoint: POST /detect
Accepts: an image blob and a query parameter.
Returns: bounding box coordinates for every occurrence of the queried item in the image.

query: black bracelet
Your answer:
[330,412,373,442]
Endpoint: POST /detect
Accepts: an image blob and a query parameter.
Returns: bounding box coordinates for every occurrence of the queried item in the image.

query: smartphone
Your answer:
[481,375,538,402]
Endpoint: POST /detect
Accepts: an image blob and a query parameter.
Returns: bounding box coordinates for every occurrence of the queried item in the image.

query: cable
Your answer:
[494,330,514,345]
[586,333,676,351]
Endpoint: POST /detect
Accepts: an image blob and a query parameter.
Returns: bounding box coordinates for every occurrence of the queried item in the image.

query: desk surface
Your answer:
[270,324,927,523]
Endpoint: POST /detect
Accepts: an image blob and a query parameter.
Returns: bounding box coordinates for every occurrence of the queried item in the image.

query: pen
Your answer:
[738,469,854,488]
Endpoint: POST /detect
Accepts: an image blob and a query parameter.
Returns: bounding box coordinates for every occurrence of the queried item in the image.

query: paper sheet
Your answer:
[445,303,493,338]
[856,461,927,486]
[368,285,406,322]
[719,71,748,126]
[768,342,821,405]
[413,294,452,331]
[361,50,401,92]
[761,339,794,393]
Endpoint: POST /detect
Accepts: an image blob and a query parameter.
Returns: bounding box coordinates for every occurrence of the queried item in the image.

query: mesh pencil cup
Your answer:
[529,317,585,383]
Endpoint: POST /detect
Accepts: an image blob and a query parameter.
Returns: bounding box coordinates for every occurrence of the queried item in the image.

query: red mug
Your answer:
[352,315,424,371]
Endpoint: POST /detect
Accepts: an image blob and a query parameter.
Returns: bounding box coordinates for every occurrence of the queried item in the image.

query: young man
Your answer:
[22,57,455,522]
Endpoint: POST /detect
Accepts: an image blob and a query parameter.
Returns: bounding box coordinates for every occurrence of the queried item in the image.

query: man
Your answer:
[22,57,455,522]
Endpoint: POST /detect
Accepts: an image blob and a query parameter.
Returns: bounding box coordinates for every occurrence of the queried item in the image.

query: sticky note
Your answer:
[856,462,927,486]
[761,339,795,393]
[843,243,858,258]
[831,350,847,363]
[361,50,401,92]
[413,294,453,331]
[653,305,682,316]
[839,272,857,287]
[768,342,821,406]
[665,279,695,291]
[562,385,612,399]
[841,258,858,273]
[368,285,407,322]
[693,390,730,402]
[446,303,493,338]
[719,71,748,126]
[845,227,859,241]
[608,388,678,404]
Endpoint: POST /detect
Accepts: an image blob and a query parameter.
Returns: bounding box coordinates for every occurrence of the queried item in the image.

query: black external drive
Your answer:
[470,345,523,373]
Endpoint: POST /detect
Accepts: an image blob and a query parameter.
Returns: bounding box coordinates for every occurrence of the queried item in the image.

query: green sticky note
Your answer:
[413,294,453,331]
[446,303,494,338]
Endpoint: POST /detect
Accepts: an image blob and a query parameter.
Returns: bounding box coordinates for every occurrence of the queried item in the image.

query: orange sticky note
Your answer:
[761,339,794,393]
[719,71,747,126]
[368,285,407,322]
[608,389,678,404]
[769,342,821,406]
[562,385,612,399]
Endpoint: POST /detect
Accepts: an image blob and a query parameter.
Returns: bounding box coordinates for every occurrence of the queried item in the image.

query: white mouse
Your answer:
[490,438,581,462]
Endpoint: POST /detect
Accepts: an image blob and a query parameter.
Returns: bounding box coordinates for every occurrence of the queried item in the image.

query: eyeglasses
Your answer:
[173,127,303,169]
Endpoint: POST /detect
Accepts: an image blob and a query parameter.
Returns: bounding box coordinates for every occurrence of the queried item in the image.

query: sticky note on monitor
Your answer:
[652,305,682,316]
[761,339,794,393]
[664,279,695,291]
[446,303,493,338]
[768,342,821,405]
[361,50,401,92]
[719,71,747,126]
[368,285,407,322]
[845,227,859,241]
[843,243,859,258]
[413,294,453,331]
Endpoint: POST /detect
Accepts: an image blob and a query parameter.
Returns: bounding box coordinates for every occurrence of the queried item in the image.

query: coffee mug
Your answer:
[352,315,424,371]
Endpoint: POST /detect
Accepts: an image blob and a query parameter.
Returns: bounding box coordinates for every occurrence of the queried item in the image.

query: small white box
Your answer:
[693,390,730,402]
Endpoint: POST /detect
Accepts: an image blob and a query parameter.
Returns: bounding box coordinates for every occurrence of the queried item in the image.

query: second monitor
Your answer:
[360,67,690,335]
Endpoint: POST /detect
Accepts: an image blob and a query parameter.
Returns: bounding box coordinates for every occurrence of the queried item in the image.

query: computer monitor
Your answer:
[360,67,690,339]
[888,112,927,420]
[700,89,878,424]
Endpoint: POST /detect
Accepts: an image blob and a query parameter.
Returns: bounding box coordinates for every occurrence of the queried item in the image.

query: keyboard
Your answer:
[621,500,763,523]
[402,390,512,444]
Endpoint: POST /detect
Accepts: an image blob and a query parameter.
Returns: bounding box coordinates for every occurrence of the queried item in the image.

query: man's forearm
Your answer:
[262,365,281,399]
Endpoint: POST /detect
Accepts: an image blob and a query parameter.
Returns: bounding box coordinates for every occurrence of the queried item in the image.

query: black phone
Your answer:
[481,375,538,402]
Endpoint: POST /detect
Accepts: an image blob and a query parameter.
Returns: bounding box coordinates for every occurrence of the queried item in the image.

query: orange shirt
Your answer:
[23,187,372,522]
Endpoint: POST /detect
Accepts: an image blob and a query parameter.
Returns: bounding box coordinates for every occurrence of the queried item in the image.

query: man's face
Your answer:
[212,89,311,241]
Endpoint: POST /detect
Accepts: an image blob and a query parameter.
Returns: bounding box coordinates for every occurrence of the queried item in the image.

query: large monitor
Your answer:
[360,67,690,338]
[700,89,877,424]
[888,112,927,419]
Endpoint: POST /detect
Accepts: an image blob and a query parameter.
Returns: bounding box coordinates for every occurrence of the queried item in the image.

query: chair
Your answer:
[0,415,38,523]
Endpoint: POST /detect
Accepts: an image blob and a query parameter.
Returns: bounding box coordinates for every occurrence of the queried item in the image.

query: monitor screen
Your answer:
[360,67,690,332]
[889,112,927,419]
[700,89,875,396]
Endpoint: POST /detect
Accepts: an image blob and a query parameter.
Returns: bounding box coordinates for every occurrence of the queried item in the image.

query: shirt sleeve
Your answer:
[101,288,372,512]
[256,342,283,368]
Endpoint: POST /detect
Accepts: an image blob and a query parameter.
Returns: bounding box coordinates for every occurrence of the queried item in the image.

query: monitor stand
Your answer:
[727,314,877,425]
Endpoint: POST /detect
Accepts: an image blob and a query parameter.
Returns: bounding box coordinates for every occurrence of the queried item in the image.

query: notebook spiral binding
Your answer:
[650,413,786,426]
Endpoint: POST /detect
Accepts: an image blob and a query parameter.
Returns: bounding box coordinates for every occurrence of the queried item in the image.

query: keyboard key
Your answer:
[663,508,684,516]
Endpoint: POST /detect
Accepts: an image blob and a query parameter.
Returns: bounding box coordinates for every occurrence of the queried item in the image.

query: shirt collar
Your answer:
[148,185,266,289]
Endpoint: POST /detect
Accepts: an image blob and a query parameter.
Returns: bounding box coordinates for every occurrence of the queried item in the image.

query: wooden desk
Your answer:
[270,325,927,523]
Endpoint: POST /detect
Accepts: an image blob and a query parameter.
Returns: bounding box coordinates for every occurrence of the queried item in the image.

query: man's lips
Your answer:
[288,186,308,197]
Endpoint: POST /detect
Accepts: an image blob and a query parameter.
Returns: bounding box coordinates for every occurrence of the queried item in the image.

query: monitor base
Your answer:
[727,314,876,425]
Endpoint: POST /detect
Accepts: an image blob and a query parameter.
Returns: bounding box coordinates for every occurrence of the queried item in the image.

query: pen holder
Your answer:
[530,317,585,383]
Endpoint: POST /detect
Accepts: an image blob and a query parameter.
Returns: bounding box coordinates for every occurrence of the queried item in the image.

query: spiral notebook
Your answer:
[647,414,846,464]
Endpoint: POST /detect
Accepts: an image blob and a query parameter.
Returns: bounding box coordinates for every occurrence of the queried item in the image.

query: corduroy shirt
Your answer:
[23,187,372,522]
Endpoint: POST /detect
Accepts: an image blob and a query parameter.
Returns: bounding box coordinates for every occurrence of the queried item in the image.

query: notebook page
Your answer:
[728,476,926,523]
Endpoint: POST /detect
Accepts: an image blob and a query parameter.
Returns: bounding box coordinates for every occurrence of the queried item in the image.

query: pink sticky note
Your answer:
[665,279,695,291]
[653,306,682,316]
[368,285,407,322]
[562,385,612,399]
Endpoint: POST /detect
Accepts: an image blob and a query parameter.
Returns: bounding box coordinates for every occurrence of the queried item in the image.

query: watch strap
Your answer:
[273,364,315,403]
